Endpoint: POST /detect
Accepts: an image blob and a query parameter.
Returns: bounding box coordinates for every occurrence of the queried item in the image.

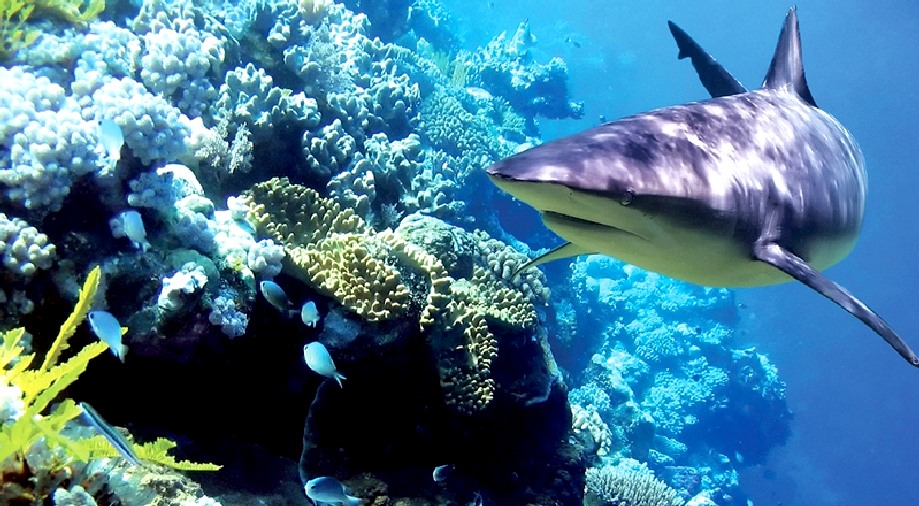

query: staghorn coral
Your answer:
[585,460,685,506]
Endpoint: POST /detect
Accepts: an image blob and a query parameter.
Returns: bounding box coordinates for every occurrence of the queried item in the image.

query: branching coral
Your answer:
[585,460,684,506]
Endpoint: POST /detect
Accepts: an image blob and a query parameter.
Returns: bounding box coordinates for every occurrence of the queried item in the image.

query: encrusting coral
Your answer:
[0,266,219,504]
[242,177,547,413]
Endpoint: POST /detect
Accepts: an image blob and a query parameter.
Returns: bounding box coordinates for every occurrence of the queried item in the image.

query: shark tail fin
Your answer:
[762,6,818,107]
[667,20,747,98]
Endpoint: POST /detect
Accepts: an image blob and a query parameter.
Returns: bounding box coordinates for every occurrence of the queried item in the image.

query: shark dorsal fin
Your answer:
[762,6,817,107]
[668,20,747,98]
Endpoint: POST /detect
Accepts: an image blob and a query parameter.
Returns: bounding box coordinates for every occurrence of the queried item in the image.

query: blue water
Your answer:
[445,0,919,504]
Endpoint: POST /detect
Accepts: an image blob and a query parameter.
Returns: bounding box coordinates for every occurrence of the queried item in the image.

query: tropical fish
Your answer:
[432,464,454,482]
[78,402,141,467]
[485,8,919,369]
[304,476,361,505]
[303,342,345,387]
[469,491,483,506]
[116,210,148,251]
[98,119,124,162]
[87,310,127,362]
[301,301,321,327]
[259,280,297,316]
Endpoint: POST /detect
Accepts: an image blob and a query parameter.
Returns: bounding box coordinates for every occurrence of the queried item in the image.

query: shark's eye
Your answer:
[621,188,635,206]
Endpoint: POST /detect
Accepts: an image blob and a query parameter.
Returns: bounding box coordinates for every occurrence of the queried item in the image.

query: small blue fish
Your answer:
[98,119,124,162]
[433,464,453,482]
[301,301,320,327]
[470,491,483,506]
[303,342,345,387]
[87,310,127,362]
[259,281,297,316]
[116,210,148,251]
[304,477,361,506]
[78,402,141,467]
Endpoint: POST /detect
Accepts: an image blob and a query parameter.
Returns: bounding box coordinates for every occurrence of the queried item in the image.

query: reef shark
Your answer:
[486,8,919,368]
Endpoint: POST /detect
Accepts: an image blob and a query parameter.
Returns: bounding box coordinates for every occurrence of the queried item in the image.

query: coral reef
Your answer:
[0,267,219,505]
[0,0,791,503]
[585,459,684,506]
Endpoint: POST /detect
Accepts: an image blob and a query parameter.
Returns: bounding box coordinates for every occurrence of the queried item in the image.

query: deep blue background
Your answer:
[444,1,919,504]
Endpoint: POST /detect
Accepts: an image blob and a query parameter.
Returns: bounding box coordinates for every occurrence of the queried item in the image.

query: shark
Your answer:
[485,7,919,368]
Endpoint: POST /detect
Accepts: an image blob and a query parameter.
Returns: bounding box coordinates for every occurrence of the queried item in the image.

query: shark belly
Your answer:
[539,184,859,287]
[540,210,786,287]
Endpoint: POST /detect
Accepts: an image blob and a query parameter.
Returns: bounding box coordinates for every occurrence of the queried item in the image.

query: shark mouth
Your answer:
[541,211,648,242]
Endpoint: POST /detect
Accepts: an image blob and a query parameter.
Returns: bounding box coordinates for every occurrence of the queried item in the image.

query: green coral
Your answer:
[0,0,38,59]
[0,0,105,60]
[32,0,105,24]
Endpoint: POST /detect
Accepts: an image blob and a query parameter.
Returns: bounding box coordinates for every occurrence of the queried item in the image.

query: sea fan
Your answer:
[0,266,220,503]
[0,266,109,470]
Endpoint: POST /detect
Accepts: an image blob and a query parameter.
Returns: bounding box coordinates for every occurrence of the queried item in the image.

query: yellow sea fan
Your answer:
[134,438,222,471]
[39,265,101,373]
[0,266,106,466]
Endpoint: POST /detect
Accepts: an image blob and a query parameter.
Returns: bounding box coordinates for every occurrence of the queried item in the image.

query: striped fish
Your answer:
[78,402,141,467]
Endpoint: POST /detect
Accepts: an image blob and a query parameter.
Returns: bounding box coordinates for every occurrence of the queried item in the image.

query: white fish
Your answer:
[98,119,124,162]
[259,281,297,316]
[88,310,127,362]
[304,476,361,505]
[433,464,454,482]
[303,342,345,387]
[117,210,148,251]
[301,301,320,327]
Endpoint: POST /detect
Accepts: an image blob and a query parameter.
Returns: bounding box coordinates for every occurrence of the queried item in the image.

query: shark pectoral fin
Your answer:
[515,242,595,276]
[754,241,919,368]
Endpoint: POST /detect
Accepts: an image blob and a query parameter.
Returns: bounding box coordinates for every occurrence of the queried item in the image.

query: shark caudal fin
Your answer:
[762,6,818,107]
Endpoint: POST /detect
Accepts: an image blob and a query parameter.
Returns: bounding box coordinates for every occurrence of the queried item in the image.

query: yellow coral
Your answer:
[244,177,365,246]
[287,234,411,321]
[244,179,545,415]
[1,0,105,60]
[0,266,109,469]
[244,178,420,322]
[0,0,38,60]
